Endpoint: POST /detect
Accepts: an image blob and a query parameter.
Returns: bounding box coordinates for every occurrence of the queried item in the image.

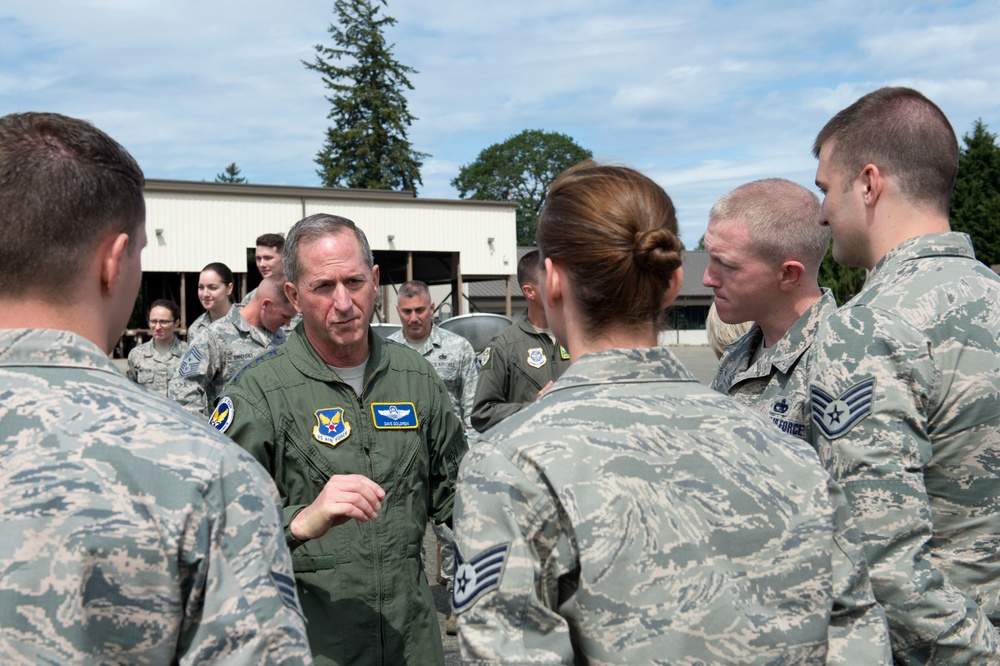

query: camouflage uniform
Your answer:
[471,313,571,433]
[125,335,188,397]
[0,328,311,665]
[185,309,216,342]
[168,304,285,416]
[215,327,467,666]
[807,232,1000,663]
[455,346,890,665]
[389,324,479,434]
[712,288,837,441]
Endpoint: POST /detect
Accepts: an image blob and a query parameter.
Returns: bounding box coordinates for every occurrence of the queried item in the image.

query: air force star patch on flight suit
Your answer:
[810,377,875,438]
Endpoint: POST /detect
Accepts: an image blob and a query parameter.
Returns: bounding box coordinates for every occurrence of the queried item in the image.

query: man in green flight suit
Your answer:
[471,249,571,432]
[214,213,467,666]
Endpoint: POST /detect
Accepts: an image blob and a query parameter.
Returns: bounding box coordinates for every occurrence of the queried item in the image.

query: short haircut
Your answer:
[538,162,683,333]
[148,298,181,322]
[283,214,373,284]
[398,280,431,301]
[517,250,541,289]
[256,233,285,250]
[255,274,290,305]
[0,112,145,299]
[200,262,235,287]
[813,87,959,215]
[709,178,829,269]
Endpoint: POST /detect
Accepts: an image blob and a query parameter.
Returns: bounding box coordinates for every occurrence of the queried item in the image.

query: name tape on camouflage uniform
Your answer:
[810,377,875,439]
[209,396,235,433]
[314,407,351,446]
[453,543,509,612]
[371,402,419,429]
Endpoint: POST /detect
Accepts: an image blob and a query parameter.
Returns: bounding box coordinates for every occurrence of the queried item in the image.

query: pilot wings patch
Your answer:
[371,402,418,429]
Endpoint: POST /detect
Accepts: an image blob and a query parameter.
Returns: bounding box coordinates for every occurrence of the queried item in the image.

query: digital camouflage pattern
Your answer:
[0,328,311,665]
[169,304,285,416]
[712,288,837,441]
[389,324,479,434]
[456,345,890,665]
[185,309,215,342]
[219,328,467,666]
[807,232,1000,664]
[125,335,188,397]
[471,313,571,433]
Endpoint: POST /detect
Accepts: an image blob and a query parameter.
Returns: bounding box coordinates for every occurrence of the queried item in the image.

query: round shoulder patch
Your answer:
[209,396,235,433]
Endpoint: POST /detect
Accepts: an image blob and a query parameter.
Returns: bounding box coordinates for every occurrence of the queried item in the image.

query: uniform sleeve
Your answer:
[824,475,893,665]
[427,372,468,528]
[453,443,576,664]
[220,388,311,541]
[125,348,140,383]
[459,344,480,435]
[808,307,1000,663]
[168,333,221,417]
[471,342,524,433]
[176,444,312,665]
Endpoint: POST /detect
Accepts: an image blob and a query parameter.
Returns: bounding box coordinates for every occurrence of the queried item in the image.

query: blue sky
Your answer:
[3,1,999,248]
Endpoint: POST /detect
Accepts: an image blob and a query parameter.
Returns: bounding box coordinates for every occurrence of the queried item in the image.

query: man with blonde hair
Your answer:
[704,177,834,440]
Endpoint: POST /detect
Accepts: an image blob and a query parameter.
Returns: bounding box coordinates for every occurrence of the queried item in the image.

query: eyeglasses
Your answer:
[148,319,176,327]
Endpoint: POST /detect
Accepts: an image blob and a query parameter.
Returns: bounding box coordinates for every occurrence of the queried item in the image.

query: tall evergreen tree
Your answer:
[304,0,427,193]
[215,162,247,184]
[818,244,867,305]
[950,119,1000,267]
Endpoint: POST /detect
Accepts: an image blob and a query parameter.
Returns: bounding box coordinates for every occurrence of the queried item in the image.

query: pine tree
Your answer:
[304,0,426,193]
[950,119,1000,267]
[215,162,246,184]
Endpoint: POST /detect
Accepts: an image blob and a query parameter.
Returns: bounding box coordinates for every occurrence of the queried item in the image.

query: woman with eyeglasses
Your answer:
[126,299,187,397]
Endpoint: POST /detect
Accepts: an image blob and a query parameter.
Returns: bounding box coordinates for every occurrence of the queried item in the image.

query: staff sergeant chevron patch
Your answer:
[811,377,875,439]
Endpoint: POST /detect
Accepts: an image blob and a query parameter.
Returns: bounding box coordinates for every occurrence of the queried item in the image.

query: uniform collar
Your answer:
[0,328,119,375]
[548,346,698,395]
[870,232,976,279]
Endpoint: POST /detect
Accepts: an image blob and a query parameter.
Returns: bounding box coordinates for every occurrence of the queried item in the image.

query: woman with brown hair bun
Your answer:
[452,163,889,664]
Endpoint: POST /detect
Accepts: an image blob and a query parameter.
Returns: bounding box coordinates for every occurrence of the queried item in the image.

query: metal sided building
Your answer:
[138,180,518,333]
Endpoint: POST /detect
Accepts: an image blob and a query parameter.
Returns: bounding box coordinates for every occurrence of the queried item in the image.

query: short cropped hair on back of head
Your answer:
[256,233,285,251]
[398,280,431,301]
[813,86,959,216]
[283,214,373,285]
[537,161,683,334]
[517,250,542,289]
[709,178,829,269]
[0,112,145,300]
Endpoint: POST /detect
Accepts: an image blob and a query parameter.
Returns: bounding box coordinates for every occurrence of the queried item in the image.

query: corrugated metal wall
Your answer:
[142,185,517,277]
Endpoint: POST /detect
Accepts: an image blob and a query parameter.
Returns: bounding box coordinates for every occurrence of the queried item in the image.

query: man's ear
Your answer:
[778,261,806,291]
[521,282,537,301]
[860,163,884,207]
[285,281,300,310]
[100,232,131,296]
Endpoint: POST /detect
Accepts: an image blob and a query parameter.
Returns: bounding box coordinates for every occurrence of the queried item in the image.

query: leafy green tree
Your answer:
[818,244,867,305]
[215,162,247,184]
[304,0,426,193]
[950,119,1000,267]
[452,130,592,245]
[695,233,706,251]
